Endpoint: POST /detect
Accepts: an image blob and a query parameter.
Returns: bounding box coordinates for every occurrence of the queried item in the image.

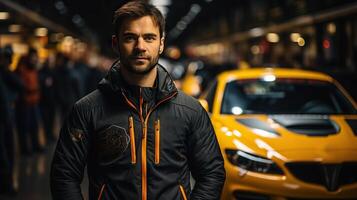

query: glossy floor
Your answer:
[0,144,89,200]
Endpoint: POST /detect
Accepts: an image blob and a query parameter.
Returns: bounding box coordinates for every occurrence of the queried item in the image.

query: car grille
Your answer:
[233,191,270,200]
[285,162,357,192]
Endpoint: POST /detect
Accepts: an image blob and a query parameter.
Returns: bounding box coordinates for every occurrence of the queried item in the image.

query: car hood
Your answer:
[213,114,357,153]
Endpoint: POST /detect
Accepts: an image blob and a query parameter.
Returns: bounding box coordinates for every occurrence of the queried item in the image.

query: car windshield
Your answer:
[221,78,357,115]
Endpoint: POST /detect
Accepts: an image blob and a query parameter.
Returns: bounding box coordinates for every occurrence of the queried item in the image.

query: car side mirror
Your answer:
[198,99,209,112]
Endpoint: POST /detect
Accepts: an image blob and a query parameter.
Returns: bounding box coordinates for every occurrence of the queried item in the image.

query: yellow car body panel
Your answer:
[202,68,357,199]
[211,68,357,114]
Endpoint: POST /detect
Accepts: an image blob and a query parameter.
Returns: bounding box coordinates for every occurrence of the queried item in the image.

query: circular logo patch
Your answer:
[96,125,130,162]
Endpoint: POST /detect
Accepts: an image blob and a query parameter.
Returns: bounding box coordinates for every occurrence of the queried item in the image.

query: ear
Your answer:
[112,35,120,54]
[159,36,165,54]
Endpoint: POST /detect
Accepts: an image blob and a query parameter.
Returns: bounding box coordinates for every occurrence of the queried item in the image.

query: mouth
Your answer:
[130,57,149,65]
[132,56,149,61]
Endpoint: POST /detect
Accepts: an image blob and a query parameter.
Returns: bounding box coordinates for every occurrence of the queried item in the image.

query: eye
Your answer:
[124,35,136,42]
[144,36,156,42]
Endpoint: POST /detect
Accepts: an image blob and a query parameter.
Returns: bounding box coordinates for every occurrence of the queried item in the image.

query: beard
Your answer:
[120,50,159,75]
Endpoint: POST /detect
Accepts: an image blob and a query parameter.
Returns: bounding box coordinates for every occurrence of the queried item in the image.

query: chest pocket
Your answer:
[95,125,130,164]
[159,116,188,160]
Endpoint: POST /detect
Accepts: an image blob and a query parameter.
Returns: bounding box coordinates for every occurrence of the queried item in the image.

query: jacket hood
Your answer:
[98,60,177,101]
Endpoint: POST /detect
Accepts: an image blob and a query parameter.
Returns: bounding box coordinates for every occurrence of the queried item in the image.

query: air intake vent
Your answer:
[345,119,357,136]
[236,118,280,137]
[285,162,357,192]
[272,116,339,136]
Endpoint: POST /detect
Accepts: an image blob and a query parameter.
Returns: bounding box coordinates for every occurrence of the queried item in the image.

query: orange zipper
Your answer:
[129,116,136,164]
[122,89,177,200]
[179,185,188,200]
[139,89,148,200]
[140,91,177,200]
[141,122,147,200]
[122,90,146,200]
[154,119,160,164]
[97,184,106,200]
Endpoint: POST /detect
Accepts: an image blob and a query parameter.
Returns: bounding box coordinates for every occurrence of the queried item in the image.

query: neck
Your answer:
[121,65,157,87]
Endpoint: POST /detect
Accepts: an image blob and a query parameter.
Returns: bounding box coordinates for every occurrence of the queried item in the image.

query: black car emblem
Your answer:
[322,164,341,192]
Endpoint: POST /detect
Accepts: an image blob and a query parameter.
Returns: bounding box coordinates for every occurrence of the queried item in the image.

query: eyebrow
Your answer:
[123,32,158,38]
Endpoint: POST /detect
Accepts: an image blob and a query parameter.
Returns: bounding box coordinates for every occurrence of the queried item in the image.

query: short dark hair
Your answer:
[113,1,165,38]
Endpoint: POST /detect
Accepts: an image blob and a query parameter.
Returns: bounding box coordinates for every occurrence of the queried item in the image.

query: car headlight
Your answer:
[225,149,284,175]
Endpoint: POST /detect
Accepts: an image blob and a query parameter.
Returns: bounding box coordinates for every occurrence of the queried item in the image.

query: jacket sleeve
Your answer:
[188,104,226,200]
[50,102,91,200]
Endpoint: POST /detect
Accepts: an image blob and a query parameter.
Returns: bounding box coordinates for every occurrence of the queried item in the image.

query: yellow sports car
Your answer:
[199,68,357,200]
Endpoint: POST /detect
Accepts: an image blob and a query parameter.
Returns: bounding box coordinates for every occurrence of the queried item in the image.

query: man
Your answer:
[0,45,22,194]
[53,53,80,124]
[16,48,43,154]
[39,57,57,143]
[50,1,225,200]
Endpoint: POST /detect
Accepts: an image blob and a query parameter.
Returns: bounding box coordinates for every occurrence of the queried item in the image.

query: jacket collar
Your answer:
[98,60,177,102]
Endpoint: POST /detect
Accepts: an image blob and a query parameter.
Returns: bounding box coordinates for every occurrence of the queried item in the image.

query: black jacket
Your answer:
[50,62,225,200]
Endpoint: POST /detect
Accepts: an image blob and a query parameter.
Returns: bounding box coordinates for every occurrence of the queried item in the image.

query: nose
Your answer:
[135,37,146,52]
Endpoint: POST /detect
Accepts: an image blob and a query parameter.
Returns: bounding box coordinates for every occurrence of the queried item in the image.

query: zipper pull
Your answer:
[129,116,136,164]
[155,119,160,164]
[142,123,147,139]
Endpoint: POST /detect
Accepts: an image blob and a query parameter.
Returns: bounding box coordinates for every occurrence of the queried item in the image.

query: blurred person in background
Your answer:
[54,53,80,124]
[51,1,225,200]
[16,48,44,155]
[86,59,106,94]
[69,48,91,98]
[73,61,90,98]
[0,45,23,194]
[82,53,107,94]
[39,55,57,144]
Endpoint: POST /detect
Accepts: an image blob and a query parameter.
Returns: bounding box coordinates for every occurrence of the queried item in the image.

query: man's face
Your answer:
[115,16,164,75]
